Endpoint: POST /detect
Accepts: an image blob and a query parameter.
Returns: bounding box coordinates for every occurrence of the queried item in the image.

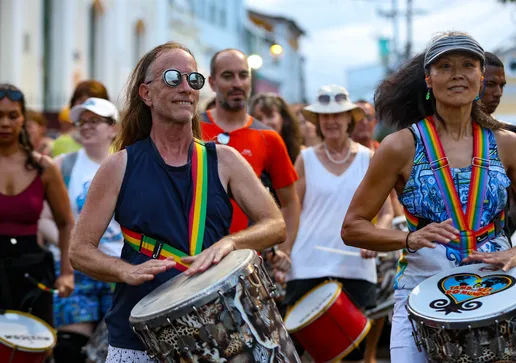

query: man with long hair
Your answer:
[68,42,286,361]
[201,49,300,276]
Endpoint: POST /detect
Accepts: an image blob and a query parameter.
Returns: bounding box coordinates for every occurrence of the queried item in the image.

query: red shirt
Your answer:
[201,110,298,233]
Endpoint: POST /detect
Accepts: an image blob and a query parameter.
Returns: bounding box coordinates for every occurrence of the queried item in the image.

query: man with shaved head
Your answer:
[201,49,300,277]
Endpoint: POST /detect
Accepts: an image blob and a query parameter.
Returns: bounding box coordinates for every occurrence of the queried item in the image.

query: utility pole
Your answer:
[405,0,413,60]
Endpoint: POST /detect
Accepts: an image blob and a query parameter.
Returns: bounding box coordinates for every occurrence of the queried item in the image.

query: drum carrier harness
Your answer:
[404,117,505,260]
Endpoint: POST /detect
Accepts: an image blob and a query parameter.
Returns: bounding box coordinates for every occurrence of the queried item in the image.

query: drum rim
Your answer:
[406,301,516,330]
[129,250,260,329]
[0,310,56,351]
[284,280,342,333]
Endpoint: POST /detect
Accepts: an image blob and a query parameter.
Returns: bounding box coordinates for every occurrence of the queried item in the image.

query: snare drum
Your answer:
[407,263,516,363]
[284,281,371,363]
[0,310,56,363]
[130,249,300,362]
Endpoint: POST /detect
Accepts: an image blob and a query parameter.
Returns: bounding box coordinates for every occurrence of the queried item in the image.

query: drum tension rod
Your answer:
[239,276,260,314]
[168,319,195,360]
[218,290,246,345]
[192,306,218,348]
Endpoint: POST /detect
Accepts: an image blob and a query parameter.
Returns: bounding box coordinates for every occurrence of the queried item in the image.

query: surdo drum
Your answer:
[130,249,300,362]
[284,281,371,363]
[0,310,56,363]
[407,263,516,363]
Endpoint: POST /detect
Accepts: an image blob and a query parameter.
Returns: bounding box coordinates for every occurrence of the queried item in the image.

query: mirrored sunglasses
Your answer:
[318,93,348,104]
[146,69,205,90]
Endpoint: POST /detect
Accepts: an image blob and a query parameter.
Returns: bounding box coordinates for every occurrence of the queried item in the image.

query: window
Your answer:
[209,1,216,24]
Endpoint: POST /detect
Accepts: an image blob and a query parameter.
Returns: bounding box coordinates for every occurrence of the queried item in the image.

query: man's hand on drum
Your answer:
[55,272,74,297]
[360,249,377,258]
[406,219,459,251]
[182,238,236,276]
[121,258,177,286]
[463,248,516,272]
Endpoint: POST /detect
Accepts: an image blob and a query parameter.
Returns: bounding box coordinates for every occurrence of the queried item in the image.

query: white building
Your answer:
[0,0,306,117]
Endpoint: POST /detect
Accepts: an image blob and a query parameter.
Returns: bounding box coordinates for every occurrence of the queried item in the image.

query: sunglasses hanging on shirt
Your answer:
[217,133,230,145]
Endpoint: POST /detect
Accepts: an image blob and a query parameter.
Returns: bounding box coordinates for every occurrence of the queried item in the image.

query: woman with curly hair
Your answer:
[342,32,516,361]
[0,84,74,326]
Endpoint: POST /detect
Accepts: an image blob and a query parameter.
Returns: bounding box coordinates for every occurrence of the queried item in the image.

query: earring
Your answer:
[426,89,431,101]
[474,95,480,101]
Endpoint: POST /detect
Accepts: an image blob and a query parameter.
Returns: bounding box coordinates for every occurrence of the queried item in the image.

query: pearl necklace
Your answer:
[323,141,352,165]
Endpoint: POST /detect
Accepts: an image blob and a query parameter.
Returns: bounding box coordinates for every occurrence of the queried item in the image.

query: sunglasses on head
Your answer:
[318,93,348,104]
[145,69,205,90]
[0,89,24,102]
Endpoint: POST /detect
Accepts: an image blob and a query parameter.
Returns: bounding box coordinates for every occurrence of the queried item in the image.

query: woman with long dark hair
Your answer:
[342,32,516,361]
[0,84,74,326]
[249,93,302,164]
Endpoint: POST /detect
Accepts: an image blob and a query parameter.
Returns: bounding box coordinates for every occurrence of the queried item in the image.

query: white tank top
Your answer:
[289,144,377,284]
[54,149,123,260]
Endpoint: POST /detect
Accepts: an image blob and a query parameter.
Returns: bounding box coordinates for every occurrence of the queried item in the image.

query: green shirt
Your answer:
[51,134,82,157]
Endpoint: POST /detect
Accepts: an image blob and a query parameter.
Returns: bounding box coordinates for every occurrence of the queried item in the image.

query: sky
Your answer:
[246,0,516,102]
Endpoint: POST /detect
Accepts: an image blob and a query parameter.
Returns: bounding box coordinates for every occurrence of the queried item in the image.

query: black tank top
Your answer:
[105,138,232,350]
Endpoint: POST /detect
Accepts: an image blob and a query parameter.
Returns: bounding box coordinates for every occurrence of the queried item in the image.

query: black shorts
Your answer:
[284,277,377,361]
[0,235,55,326]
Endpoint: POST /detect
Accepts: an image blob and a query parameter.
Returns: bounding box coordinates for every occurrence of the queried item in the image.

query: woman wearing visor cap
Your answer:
[342,31,516,361]
[285,84,393,362]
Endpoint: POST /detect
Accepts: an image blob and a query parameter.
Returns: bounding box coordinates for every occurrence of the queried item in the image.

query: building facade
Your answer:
[0,0,306,115]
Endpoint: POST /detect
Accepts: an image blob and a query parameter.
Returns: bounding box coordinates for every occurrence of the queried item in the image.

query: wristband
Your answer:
[406,231,417,253]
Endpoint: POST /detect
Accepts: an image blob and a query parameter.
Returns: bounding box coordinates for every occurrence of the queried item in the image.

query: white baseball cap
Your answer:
[70,97,119,124]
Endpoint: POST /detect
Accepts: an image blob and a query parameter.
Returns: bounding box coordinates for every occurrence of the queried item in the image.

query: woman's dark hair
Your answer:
[0,84,43,173]
[249,93,302,163]
[375,32,503,131]
[69,80,110,107]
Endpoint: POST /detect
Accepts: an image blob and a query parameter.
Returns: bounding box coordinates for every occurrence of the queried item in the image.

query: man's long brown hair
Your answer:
[114,42,202,150]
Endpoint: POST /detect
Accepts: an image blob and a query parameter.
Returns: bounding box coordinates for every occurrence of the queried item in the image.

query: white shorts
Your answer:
[106,345,155,363]
[390,289,428,363]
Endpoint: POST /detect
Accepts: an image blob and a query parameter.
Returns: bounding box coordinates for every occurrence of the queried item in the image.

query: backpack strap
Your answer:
[60,152,79,189]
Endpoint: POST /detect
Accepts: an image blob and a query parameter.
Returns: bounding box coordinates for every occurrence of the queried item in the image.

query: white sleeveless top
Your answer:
[53,149,123,260]
[289,144,377,284]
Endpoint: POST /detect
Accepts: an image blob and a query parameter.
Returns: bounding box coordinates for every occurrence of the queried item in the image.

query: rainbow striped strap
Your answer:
[120,139,209,272]
[416,118,489,257]
[189,139,208,256]
[404,208,504,249]
[122,227,189,271]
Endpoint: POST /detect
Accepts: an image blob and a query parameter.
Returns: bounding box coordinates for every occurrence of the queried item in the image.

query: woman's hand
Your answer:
[463,248,516,272]
[406,219,458,251]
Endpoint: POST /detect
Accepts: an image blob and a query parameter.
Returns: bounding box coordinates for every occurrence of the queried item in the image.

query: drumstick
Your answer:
[315,245,389,258]
[24,273,59,296]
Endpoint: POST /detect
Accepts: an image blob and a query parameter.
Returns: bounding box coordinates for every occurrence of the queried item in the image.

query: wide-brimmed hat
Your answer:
[302,85,364,124]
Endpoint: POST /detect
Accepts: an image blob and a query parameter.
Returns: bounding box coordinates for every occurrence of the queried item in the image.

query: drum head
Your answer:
[407,263,516,328]
[130,249,259,325]
[0,310,56,352]
[284,281,341,332]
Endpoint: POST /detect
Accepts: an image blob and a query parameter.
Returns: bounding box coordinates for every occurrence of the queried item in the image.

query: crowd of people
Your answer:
[1,30,516,363]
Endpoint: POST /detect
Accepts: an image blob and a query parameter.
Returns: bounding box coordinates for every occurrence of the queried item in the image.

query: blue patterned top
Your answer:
[399,124,510,228]
[393,124,512,291]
